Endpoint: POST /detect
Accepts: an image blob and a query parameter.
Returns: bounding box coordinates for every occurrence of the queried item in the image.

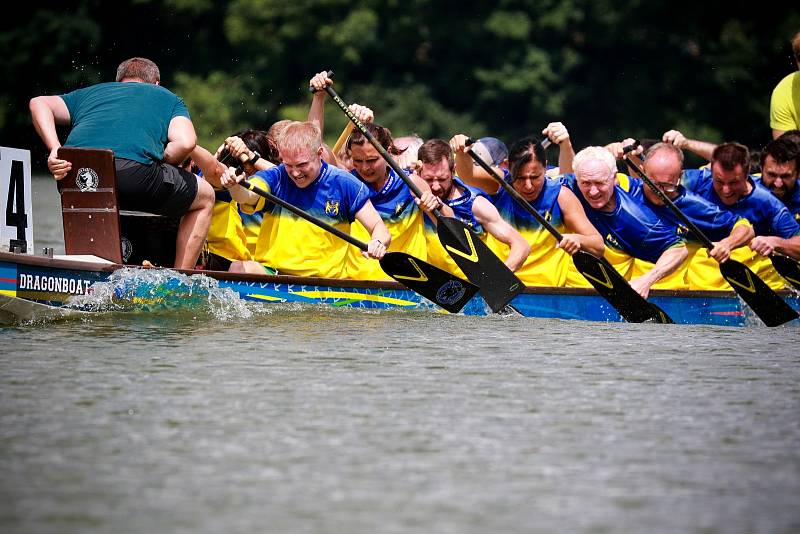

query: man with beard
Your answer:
[757,134,800,223]
[683,142,800,288]
[415,139,530,278]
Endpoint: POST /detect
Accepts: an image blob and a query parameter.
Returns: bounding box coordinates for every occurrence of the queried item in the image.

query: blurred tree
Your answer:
[2,0,799,173]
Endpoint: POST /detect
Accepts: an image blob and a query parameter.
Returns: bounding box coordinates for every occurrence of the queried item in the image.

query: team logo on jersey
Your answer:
[605,233,621,249]
[325,200,340,217]
[76,167,99,192]
[394,202,404,216]
[676,224,689,237]
[543,210,551,221]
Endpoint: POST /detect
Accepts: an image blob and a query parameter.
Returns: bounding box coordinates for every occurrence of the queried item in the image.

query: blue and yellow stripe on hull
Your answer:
[1,253,798,326]
[241,287,423,308]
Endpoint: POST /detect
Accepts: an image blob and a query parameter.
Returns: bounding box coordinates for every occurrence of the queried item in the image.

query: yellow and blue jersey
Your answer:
[562,174,684,286]
[238,208,263,256]
[786,186,800,224]
[345,168,426,280]
[207,189,251,262]
[754,176,800,224]
[244,161,371,278]
[683,169,800,239]
[487,179,568,286]
[562,174,684,263]
[627,177,755,290]
[628,178,748,243]
[423,177,489,277]
[682,168,800,289]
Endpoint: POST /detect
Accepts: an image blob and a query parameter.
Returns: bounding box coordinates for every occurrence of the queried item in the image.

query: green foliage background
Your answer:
[2,0,798,169]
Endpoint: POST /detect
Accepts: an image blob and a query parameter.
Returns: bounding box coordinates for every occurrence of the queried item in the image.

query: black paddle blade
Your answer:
[379,251,479,313]
[572,252,674,324]
[436,216,525,313]
[720,259,799,327]
[770,253,800,291]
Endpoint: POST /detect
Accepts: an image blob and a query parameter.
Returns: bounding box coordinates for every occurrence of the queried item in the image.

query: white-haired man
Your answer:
[561,146,688,298]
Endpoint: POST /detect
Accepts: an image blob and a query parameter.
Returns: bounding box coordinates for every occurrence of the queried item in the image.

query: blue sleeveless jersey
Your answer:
[491,178,563,231]
[423,177,490,277]
[354,168,419,225]
[424,177,488,235]
[489,178,569,286]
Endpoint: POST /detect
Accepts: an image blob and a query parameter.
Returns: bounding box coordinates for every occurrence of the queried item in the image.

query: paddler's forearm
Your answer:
[190,145,225,188]
[371,225,391,249]
[641,245,688,285]
[308,91,326,133]
[720,223,755,251]
[557,139,575,174]
[228,184,259,206]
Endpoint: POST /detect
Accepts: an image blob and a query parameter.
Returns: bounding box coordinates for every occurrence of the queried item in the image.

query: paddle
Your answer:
[770,253,800,291]
[465,139,674,324]
[317,77,524,312]
[237,179,478,313]
[622,152,800,291]
[623,156,798,327]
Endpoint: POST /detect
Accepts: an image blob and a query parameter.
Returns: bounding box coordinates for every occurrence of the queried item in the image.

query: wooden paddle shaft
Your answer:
[332,123,355,154]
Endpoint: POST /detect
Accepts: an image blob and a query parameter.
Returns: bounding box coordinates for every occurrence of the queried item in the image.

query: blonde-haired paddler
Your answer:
[307,71,443,280]
[221,121,390,278]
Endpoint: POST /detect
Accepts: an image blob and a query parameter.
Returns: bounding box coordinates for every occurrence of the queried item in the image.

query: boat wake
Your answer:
[66,268,253,320]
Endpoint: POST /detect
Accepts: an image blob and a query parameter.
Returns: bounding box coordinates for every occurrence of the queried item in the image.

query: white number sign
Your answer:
[0,146,34,254]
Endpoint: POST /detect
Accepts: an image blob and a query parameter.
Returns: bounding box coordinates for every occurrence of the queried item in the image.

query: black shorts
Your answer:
[115,158,198,217]
[204,252,232,271]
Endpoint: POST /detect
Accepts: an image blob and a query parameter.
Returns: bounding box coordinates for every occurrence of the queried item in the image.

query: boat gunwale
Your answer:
[1,250,779,300]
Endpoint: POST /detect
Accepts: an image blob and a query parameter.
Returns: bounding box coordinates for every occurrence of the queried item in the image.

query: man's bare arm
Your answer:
[164,116,197,165]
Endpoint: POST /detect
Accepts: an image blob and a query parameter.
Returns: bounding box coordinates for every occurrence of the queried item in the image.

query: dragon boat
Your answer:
[1,146,798,327]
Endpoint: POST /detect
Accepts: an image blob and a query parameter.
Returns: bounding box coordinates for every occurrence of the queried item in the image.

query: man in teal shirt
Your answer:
[30,57,214,269]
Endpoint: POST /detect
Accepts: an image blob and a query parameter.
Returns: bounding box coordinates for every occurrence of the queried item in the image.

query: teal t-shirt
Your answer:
[60,81,190,164]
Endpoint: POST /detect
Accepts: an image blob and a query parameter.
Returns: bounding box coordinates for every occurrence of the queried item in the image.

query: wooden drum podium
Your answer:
[56,148,178,266]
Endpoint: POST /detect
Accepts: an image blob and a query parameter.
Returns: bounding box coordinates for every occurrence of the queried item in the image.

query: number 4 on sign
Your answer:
[0,147,34,254]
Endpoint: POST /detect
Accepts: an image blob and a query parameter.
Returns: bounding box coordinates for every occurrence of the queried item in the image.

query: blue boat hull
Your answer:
[1,252,798,326]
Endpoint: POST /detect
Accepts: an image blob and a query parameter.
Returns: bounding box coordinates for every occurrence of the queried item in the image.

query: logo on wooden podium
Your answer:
[76,167,99,192]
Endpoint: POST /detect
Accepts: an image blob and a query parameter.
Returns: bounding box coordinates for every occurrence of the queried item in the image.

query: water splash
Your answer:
[66,268,252,320]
